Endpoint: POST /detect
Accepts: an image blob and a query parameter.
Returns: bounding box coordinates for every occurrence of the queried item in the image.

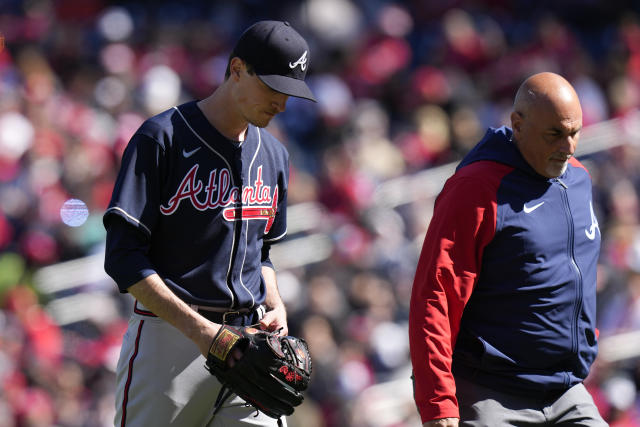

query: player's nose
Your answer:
[272,94,288,113]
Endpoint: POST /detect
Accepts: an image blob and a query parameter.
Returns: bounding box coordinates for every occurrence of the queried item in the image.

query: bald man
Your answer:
[409,72,606,426]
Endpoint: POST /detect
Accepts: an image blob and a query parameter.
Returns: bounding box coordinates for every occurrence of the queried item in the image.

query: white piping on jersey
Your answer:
[239,218,254,309]
[264,229,287,243]
[236,127,263,309]
[106,207,152,236]
[173,106,236,308]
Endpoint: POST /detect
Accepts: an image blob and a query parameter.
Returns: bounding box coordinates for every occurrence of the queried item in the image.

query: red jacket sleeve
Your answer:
[408,162,510,423]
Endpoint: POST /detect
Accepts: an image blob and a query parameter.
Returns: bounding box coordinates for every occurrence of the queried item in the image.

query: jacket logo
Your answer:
[523,201,544,213]
[289,51,308,71]
[585,201,599,241]
[160,165,277,232]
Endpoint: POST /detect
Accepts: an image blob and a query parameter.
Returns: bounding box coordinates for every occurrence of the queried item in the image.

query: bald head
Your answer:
[513,72,581,119]
[510,72,583,178]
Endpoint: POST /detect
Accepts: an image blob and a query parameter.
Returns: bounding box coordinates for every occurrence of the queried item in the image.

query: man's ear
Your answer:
[229,57,243,81]
[510,111,523,135]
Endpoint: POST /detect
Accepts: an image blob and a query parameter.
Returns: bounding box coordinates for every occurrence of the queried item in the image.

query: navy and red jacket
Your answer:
[408,126,601,422]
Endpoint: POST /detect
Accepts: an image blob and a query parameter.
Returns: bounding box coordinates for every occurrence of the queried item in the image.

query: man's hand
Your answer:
[424,418,459,427]
[259,304,288,335]
[261,265,288,335]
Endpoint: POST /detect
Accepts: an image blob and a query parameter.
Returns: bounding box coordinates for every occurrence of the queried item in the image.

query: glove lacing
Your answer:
[212,385,234,417]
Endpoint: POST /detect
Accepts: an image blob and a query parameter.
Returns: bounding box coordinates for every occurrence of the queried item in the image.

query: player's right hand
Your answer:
[259,304,288,336]
[424,418,459,427]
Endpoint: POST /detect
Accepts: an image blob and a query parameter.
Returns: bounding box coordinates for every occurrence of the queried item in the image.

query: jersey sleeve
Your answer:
[408,171,499,423]
[103,133,165,237]
[104,216,157,292]
[103,132,166,292]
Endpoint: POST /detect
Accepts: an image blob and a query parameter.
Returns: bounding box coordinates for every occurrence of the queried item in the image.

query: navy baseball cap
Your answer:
[231,20,316,102]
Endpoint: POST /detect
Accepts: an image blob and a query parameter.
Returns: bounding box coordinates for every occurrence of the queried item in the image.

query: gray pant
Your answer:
[115,312,285,427]
[455,376,608,426]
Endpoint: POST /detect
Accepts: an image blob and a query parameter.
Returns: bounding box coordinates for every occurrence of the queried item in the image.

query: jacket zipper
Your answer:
[556,178,582,385]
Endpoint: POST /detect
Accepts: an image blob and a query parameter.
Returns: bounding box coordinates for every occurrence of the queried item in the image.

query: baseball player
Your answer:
[103,21,315,426]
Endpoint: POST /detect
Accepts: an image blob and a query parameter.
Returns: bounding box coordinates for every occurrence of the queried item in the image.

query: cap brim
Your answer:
[258,74,317,102]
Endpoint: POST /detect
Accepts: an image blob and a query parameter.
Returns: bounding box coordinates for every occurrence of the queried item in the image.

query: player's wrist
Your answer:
[267,302,286,312]
[196,323,222,357]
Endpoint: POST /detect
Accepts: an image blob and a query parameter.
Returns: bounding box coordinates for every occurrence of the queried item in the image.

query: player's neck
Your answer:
[197,87,248,142]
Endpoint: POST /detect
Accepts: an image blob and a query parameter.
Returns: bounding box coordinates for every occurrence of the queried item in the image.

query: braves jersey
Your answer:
[103,101,289,310]
[408,127,601,423]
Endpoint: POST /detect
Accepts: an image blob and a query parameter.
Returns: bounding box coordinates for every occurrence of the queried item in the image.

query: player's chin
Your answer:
[250,113,276,128]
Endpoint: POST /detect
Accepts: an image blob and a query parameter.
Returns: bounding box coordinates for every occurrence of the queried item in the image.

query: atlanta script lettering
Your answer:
[160,165,274,215]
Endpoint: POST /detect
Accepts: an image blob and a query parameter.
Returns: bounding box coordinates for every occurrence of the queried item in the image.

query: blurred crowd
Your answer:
[2,0,640,426]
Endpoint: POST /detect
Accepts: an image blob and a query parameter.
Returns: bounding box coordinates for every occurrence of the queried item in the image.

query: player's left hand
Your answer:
[259,304,288,335]
[205,325,311,420]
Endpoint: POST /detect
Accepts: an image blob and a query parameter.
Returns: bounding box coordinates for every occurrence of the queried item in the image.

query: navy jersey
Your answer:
[104,101,289,310]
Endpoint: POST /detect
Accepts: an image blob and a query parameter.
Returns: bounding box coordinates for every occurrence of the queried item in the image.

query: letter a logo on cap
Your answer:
[289,51,308,71]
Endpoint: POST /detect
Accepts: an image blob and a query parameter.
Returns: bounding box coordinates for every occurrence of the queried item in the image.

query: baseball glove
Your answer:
[205,325,312,420]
